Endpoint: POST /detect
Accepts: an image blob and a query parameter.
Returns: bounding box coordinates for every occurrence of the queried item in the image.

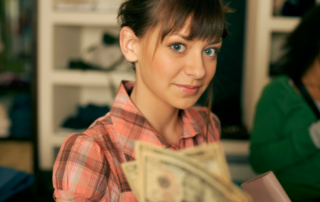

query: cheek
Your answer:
[204,60,217,81]
[151,51,182,79]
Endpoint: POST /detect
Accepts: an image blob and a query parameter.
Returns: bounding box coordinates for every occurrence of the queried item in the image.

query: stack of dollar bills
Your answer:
[121,141,250,202]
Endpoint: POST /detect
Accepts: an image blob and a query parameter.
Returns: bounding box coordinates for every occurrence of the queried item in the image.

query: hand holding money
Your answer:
[121,142,250,202]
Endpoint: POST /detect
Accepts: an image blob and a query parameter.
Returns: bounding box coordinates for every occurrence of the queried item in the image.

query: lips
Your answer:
[175,84,200,95]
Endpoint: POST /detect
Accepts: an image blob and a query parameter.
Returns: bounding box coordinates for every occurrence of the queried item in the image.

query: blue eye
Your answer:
[171,43,185,52]
[203,48,216,57]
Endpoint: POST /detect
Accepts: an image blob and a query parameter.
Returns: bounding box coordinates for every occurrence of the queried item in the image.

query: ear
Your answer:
[119,26,139,62]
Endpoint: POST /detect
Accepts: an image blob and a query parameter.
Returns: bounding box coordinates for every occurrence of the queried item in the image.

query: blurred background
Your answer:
[0,0,319,201]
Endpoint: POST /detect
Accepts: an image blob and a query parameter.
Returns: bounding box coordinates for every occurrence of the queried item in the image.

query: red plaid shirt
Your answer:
[53,80,221,202]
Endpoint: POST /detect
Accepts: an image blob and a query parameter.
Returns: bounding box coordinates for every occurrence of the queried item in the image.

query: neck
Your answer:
[130,77,183,145]
[302,56,320,86]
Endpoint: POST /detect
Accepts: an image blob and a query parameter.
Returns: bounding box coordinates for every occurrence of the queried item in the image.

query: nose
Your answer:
[184,52,206,79]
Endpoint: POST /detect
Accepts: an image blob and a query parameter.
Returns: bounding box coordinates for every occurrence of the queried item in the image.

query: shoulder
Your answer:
[53,113,129,201]
[261,75,293,100]
[81,112,114,139]
[53,130,119,201]
[57,132,106,164]
[54,132,110,183]
[256,75,302,116]
[58,112,117,159]
[258,75,299,108]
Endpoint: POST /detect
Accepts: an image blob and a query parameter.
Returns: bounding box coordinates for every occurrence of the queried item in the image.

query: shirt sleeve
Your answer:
[249,85,318,173]
[53,133,119,202]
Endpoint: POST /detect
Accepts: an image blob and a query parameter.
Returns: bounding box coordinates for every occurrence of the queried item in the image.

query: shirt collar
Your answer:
[110,80,201,157]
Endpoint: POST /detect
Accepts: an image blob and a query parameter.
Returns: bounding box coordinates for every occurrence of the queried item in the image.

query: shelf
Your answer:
[221,140,249,155]
[51,70,135,86]
[51,131,70,146]
[38,0,127,170]
[52,12,118,26]
[269,17,300,32]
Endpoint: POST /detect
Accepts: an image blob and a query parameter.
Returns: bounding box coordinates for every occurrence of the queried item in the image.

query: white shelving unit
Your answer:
[242,0,300,131]
[52,13,118,26]
[38,1,135,170]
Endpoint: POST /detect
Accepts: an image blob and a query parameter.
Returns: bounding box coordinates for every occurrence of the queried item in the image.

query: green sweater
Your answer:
[250,75,320,201]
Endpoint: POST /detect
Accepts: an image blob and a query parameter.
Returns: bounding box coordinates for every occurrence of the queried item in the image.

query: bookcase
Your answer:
[242,0,300,131]
[37,0,306,171]
[38,1,135,170]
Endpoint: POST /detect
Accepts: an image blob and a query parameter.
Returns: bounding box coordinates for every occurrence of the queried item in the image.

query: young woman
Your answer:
[250,5,320,201]
[53,0,230,201]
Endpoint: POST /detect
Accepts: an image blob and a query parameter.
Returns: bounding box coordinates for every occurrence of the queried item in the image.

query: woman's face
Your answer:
[135,23,222,109]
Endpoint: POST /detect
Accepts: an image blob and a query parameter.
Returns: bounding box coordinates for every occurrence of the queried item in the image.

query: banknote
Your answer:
[121,161,140,200]
[180,142,231,183]
[141,152,248,202]
[122,143,231,200]
[135,141,249,202]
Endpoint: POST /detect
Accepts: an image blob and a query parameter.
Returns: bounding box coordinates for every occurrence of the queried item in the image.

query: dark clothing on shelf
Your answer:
[0,166,34,202]
[62,104,110,129]
[9,93,32,139]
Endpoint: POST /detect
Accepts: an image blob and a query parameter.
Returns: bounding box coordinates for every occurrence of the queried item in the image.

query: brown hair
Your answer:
[118,0,231,142]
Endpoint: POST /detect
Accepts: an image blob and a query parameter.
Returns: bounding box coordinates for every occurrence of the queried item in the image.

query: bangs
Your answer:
[154,0,230,43]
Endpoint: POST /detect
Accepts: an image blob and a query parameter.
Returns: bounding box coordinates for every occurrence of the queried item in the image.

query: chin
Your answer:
[171,99,198,110]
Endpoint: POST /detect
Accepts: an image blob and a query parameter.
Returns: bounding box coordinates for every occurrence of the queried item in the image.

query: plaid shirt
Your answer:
[53,80,221,202]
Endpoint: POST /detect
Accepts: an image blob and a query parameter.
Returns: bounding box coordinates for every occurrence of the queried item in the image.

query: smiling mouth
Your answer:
[175,84,200,95]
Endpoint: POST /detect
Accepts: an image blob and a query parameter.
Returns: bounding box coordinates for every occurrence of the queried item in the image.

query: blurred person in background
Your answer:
[249,5,320,201]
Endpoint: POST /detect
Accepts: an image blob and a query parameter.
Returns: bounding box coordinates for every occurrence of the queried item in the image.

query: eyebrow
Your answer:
[175,33,222,45]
